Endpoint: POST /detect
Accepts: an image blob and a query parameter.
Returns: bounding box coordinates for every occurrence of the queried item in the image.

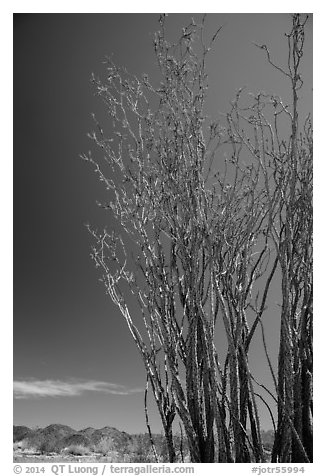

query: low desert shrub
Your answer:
[126,436,152,463]
[65,444,90,456]
[39,439,61,454]
[93,437,115,455]
[19,439,39,453]
[13,442,21,451]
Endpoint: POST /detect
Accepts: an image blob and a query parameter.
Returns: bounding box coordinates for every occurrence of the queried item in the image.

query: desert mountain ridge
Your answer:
[14,423,133,450]
[14,423,274,463]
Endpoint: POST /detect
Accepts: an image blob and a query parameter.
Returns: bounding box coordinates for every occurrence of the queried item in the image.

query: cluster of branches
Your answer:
[82,14,312,463]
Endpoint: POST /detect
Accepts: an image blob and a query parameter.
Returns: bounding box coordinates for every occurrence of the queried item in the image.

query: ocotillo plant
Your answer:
[83,13,312,463]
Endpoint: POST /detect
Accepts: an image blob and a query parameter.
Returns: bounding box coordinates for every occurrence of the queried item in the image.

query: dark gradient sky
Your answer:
[13,13,312,434]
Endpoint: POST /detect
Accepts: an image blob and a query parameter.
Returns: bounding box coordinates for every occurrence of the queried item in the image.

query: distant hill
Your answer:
[21,424,75,452]
[13,426,33,442]
[40,424,75,438]
[13,423,132,453]
[90,426,132,448]
[78,427,96,438]
[260,429,274,451]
